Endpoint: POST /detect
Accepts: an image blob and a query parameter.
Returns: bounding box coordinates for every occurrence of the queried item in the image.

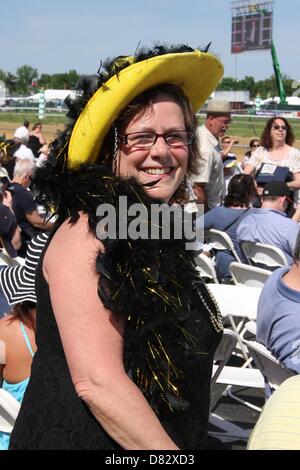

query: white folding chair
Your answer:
[0,388,20,433]
[0,250,25,267]
[207,284,261,361]
[195,253,219,284]
[229,262,272,287]
[240,241,288,270]
[210,329,259,443]
[242,321,296,394]
[204,229,241,263]
[212,329,237,384]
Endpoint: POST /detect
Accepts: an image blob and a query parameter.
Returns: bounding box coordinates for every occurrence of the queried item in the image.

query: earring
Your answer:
[113,126,119,175]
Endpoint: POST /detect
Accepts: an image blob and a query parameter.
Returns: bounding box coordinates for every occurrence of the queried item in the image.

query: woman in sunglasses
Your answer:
[244,117,300,192]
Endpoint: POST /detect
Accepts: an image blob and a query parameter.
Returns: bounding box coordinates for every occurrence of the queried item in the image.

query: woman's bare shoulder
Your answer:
[0,315,17,340]
[44,213,104,279]
[47,214,103,255]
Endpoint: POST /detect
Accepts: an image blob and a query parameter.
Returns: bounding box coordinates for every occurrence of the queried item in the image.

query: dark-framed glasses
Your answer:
[272,125,287,131]
[120,131,195,149]
[251,144,259,148]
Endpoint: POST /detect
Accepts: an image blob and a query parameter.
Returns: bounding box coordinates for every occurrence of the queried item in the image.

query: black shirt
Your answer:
[11,182,39,255]
[0,203,18,257]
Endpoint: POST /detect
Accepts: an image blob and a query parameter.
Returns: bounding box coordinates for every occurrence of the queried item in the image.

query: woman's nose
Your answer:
[150,135,170,156]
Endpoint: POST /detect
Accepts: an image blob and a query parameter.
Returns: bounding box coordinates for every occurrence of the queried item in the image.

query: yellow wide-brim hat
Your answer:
[68,48,224,168]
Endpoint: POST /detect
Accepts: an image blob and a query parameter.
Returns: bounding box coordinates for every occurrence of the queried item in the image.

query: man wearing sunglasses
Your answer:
[191,99,231,211]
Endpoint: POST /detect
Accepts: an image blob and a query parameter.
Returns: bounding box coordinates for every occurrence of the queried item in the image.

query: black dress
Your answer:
[27,135,42,159]
[9,174,223,450]
[9,234,121,450]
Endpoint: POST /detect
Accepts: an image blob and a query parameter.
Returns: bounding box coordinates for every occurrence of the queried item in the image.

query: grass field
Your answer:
[1,112,300,160]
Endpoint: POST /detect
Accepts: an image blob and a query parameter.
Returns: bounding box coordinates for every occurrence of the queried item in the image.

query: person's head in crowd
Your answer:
[205,99,231,139]
[224,173,258,208]
[242,138,260,167]
[31,123,42,132]
[13,121,30,144]
[221,135,232,148]
[249,138,260,152]
[7,301,36,332]
[13,158,36,188]
[99,83,201,203]
[43,47,224,208]
[262,180,292,212]
[261,117,294,150]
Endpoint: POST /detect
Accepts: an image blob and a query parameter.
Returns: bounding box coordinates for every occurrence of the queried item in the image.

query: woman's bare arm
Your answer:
[243,163,256,175]
[44,214,178,450]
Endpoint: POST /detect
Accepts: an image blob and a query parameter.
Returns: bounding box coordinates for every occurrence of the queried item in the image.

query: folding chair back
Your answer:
[204,229,241,262]
[244,339,295,391]
[212,329,237,384]
[229,261,272,287]
[0,388,20,433]
[240,241,288,270]
[0,251,24,267]
[195,253,219,283]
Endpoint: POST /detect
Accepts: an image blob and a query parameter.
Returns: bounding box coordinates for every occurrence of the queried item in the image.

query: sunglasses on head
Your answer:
[272,125,287,131]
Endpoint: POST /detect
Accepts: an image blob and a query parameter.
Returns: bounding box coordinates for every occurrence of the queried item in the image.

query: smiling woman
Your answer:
[9,44,224,450]
[244,116,300,194]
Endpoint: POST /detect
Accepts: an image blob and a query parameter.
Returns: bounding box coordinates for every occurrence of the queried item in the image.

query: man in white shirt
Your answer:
[191,100,231,210]
[13,121,30,144]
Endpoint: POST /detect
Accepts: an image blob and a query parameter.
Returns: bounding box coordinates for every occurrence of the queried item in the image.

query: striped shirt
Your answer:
[0,232,49,305]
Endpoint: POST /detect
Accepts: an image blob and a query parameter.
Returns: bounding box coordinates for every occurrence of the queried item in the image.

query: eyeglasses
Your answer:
[120,131,195,149]
[251,144,259,148]
[272,125,287,131]
[223,140,231,144]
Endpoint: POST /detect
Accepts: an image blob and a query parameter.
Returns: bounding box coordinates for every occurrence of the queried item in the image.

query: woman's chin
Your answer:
[144,186,172,203]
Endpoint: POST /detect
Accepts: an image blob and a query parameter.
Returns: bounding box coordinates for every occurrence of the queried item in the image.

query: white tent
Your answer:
[27,89,77,102]
[261,96,300,106]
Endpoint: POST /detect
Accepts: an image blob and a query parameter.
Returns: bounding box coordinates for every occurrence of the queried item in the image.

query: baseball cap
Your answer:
[262,180,291,197]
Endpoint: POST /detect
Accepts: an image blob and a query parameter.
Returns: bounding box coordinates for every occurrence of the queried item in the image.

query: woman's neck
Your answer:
[271,141,287,151]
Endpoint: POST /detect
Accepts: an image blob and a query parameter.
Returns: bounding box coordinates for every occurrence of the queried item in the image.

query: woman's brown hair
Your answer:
[260,117,295,149]
[7,301,36,333]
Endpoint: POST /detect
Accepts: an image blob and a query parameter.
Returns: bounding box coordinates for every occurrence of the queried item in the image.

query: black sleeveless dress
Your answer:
[9,234,122,450]
[9,228,222,450]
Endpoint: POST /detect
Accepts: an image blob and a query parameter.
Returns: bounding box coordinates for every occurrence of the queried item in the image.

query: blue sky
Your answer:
[1,0,299,80]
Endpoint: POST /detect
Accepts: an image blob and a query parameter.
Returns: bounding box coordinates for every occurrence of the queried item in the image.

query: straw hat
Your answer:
[67,45,224,168]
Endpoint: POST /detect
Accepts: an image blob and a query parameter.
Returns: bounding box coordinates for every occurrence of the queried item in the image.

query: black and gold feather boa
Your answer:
[35,163,223,418]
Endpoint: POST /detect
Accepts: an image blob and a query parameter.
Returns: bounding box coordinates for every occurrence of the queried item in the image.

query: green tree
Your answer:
[0,69,7,83]
[50,70,79,89]
[39,73,53,89]
[15,65,38,95]
[5,72,18,95]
